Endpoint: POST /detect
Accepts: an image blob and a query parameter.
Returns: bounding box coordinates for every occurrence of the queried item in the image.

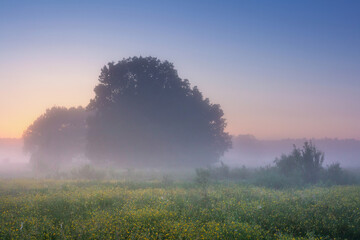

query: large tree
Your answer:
[23,106,87,172]
[87,56,231,168]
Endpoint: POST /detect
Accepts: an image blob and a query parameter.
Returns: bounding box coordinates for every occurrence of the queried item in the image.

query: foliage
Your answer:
[195,160,359,189]
[252,167,304,189]
[210,161,230,180]
[195,168,211,190]
[1,180,360,239]
[322,163,357,185]
[274,141,324,184]
[70,165,106,180]
[161,174,174,187]
[22,107,87,173]
[229,165,252,180]
[86,56,232,168]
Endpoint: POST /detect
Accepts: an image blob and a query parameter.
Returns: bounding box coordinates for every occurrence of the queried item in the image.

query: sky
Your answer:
[0,0,359,139]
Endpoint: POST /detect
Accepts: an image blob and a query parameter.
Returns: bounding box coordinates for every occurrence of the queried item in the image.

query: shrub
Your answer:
[274,141,324,184]
[210,161,230,180]
[252,167,304,189]
[323,163,358,185]
[229,165,252,181]
[71,165,106,180]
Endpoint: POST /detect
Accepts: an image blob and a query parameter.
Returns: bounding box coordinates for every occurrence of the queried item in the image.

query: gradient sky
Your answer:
[1,0,359,139]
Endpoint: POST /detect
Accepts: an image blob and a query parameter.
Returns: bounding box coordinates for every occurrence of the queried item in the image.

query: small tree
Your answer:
[301,141,324,183]
[275,141,324,184]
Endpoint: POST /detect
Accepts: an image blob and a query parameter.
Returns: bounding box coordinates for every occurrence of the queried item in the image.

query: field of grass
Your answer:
[0,179,359,240]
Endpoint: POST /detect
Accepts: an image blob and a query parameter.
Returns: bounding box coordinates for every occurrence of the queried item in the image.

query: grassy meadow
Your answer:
[1,179,359,240]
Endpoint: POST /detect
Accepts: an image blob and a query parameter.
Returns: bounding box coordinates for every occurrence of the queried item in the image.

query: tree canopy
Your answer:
[23,106,87,172]
[86,56,231,168]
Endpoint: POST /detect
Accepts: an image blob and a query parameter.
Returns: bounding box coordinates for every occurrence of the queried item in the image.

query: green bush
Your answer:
[252,167,304,189]
[70,165,106,180]
[209,161,230,180]
[274,141,324,184]
[322,163,358,185]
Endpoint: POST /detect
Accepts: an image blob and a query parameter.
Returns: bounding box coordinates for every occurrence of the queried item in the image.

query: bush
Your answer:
[322,163,358,185]
[209,161,230,180]
[229,165,252,181]
[195,168,211,187]
[252,167,304,189]
[274,141,324,184]
[161,174,174,187]
[71,165,106,180]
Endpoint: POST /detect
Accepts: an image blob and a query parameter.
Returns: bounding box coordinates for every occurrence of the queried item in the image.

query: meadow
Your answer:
[0,179,359,240]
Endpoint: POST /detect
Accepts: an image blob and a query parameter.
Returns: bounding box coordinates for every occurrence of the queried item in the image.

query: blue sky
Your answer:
[0,0,359,139]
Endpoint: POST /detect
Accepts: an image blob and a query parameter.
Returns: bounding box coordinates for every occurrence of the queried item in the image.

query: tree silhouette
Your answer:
[87,56,231,168]
[23,106,87,172]
[274,141,324,184]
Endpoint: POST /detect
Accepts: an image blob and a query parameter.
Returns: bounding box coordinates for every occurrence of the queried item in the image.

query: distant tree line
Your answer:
[23,57,232,172]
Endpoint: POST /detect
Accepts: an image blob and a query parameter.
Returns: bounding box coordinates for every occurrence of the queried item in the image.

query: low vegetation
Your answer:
[1,179,359,239]
[1,142,359,239]
[202,142,360,189]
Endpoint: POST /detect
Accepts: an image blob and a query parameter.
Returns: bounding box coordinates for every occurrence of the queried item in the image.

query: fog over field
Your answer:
[1,136,360,175]
[224,135,360,168]
[0,138,29,176]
